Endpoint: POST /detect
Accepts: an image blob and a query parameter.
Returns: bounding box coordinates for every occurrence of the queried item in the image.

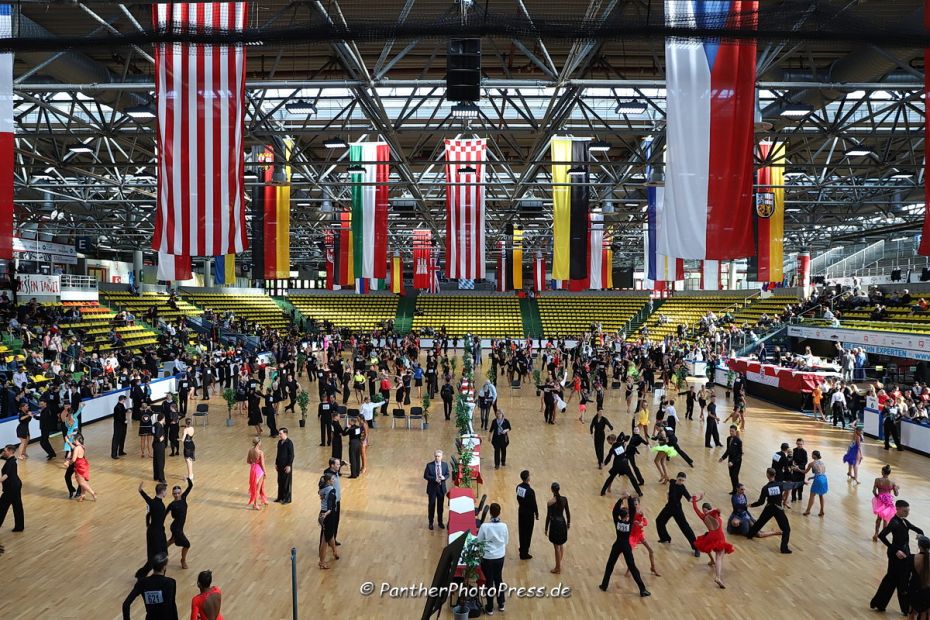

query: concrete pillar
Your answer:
[202,258,212,287]
[132,250,143,285]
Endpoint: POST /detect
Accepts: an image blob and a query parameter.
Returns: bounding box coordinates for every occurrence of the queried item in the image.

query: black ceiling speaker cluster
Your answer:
[446,38,481,103]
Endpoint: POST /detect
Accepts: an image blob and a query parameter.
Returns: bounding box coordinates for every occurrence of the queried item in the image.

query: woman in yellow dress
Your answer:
[636,400,650,437]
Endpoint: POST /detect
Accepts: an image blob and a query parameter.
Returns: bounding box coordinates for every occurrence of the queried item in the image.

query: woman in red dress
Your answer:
[70,433,97,502]
[692,494,734,589]
[191,569,223,619]
[623,494,661,577]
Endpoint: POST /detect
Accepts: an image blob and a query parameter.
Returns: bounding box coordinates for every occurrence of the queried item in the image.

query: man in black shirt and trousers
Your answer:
[0,444,24,532]
[111,395,130,459]
[177,373,191,417]
[123,552,178,620]
[626,428,648,486]
[655,472,699,556]
[135,482,169,579]
[275,428,294,504]
[599,496,650,597]
[870,499,924,614]
[516,469,538,559]
[600,434,643,497]
[747,467,795,553]
[704,399,722,448]
[719,425,743,495]
[318,396,334,446]
[37,398,57,459]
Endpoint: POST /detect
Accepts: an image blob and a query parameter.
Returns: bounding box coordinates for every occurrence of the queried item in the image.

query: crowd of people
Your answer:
[1,292,929,617]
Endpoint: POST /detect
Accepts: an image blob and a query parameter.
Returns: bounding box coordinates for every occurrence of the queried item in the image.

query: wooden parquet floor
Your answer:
[2,358,928,620]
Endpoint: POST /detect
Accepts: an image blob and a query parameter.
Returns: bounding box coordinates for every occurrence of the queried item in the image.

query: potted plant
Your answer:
[455,395,473,436]
[296,389,311,428]
[486,365,496,387]
[458,446,474,488]
[725,369,735,399]
[533,368,542,396]
[372,393,386,416]
[421,392,431,429]
[222,387,237,427]
[450,355,458,376]
[453,537,487,620]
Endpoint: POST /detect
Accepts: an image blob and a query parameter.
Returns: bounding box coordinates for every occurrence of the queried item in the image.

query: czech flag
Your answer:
[660,0,758,260]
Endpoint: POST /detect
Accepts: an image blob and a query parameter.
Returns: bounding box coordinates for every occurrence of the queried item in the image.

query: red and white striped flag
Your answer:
[534,254,546,292]
[445,138,486,279]
[152,2,249,257]
[0,5,12,261]
[156,250,193,281]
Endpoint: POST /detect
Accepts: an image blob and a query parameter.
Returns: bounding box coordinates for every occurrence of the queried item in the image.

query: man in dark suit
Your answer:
[870,500,924,614]
[516,469,538,559]
[111,395,129,459]
[275,428,295,504]
[423,449,450,530]
[318,395,334,446]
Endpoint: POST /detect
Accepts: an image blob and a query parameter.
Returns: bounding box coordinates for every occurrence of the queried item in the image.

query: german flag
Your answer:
[749,141,786,283]
[551,137,590,282]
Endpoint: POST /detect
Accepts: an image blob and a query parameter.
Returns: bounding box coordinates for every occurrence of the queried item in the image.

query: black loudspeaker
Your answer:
[891,269,902,282]
[812,275,826,285]
[613,268,634,289]
[446,38,481,102]
[921,268,930,282]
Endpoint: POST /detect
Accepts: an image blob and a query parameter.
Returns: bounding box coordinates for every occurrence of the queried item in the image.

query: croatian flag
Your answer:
[660,0,758,260]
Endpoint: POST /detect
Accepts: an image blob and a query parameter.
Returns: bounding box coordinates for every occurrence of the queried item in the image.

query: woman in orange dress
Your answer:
[691,494,734,589]
[247,437,267,510]
[70,433,97,502]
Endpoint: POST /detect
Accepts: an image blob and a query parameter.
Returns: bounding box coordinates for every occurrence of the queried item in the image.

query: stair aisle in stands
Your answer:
[519,297,543,339]
[394,293,417,334]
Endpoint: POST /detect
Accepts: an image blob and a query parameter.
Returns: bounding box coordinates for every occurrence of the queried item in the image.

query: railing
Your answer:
[811,245,854,276]
[60,274,98,290]
[825,240,885,279]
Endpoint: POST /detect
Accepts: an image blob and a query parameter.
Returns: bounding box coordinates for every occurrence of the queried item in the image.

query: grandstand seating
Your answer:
[633,295,751,341]
[806,317,930,336]
[731,294,798,326]
[411,295,523,338]
[536,295,649,337]
[101,291,202,324]
[181,292,289,329]
[839,305,930,327]
[56,302,159,353]
[289,294,397,332]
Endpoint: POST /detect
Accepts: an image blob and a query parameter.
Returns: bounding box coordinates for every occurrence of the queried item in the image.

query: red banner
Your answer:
[412,229,432,289]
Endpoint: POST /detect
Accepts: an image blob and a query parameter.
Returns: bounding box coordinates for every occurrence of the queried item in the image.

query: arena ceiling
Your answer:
[7,0,930,269]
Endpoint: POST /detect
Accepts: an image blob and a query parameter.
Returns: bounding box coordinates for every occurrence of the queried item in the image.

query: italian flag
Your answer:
[350,142,390,279]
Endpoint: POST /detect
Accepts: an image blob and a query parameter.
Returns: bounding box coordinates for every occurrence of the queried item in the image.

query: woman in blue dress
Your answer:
[803,450,829,517]
[842,427,863,484]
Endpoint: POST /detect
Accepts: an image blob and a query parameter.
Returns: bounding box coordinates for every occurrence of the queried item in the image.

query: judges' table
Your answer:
[685,360,707,377]
[448,487,477,543]
[724,358,839,410]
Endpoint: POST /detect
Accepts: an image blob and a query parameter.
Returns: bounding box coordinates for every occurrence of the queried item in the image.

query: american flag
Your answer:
[151,2,249,257]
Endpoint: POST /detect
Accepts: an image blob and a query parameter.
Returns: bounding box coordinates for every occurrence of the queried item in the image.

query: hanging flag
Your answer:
[458,279,475,290]
[445,138,487,279]
[604,248,614,290]
[429,256,441,294]
[497,240,507,292]
[511,226,524,290]
[152,2,248,257]
[355,278,368,295]
[324,231,335,290]
[0,4,12,262]
[534,254,546,292]
[157,250,192,281]
[923,9,930,255]
[337,211,354,286]
[390,253,404,294]
[551,137,590,281]
[550,279,562,290]
[589,212,604,290]
[213,254,235,285]
[798,251,812,296]
[412,229,432,289]
[645,139,684,284]
[660,0,758,260]
[251,143,291,280]
[748,141,786,282]
[350,142,389,279]
[700,260,722,290]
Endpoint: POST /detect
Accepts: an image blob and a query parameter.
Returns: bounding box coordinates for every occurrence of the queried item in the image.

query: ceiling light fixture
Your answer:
[846,149,873,157]
[780,104,813,117]
[615,100,647,114]
[588,139,612,153]
[285,99,317,115]
[323,138,348,149]
[125,104,155,119]
[347,163,365,173]
[567,166,586,177]
[458,165,477,174]
[451,102,479,120]
[68,144,93,154]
